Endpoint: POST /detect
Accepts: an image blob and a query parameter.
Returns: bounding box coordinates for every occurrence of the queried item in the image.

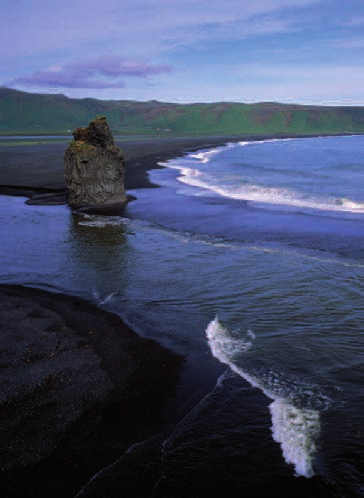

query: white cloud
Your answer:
[8,56,171,89]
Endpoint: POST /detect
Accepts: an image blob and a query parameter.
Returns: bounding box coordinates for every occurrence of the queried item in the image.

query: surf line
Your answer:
[206,316,320,478]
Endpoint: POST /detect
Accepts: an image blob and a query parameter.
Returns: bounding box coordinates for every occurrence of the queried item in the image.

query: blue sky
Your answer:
[2,0,364,104]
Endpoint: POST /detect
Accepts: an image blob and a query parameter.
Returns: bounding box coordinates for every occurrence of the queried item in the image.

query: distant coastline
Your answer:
[2,88,364,137]
[0,132,361,205]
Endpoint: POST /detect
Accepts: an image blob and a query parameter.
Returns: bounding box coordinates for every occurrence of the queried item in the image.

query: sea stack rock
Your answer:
[64,116,127,212]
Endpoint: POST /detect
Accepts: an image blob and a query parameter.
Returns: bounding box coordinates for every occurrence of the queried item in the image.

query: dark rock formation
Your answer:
[64,116,127,211]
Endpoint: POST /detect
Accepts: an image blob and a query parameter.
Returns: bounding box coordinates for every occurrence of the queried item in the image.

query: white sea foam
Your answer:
[246,328,256,340]
[189,145,228,164]
[238,137,295,148]
[206,316,321,477]
[173,170,364,214]
[78,219,123,227]
[176,166,202,180]
[93,291,117,305]
[190,150,217,163]
[165,140,364,216]
[269,399,320,477]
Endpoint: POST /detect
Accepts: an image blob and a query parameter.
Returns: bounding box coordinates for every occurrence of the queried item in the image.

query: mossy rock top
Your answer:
[72,116,115,148]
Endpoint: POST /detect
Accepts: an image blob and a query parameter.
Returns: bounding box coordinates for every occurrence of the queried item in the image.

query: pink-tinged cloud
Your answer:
[8,56,172,89]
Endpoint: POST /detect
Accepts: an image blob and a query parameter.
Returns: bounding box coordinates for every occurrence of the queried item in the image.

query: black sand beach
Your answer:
[0,135,243,497]
[0,133,319,200]
[0,135,246,199]
[1,134,352,497]
[0,284,184,498]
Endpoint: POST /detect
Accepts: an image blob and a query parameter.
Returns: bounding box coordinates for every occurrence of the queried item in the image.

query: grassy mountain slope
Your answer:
[1,88,364,136]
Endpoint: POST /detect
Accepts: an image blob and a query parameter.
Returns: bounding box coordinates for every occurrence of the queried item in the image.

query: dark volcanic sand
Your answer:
[0,134,309,202]
[0,136,246,200]
[0,284,183,498]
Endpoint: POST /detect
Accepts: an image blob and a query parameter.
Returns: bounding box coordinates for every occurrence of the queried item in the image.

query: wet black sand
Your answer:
[0,284,183,497]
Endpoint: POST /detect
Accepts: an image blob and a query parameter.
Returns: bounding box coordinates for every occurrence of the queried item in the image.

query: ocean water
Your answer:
[0,135,363,496]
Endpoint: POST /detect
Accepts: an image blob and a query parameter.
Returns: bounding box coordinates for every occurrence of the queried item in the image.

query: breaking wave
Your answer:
[169,165,364,215]
[163,138,364,217]
[206,316,325,477]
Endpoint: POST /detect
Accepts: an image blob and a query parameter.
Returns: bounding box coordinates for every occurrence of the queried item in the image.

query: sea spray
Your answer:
[206,316,321,477]
[269,399,319,477]
[190,143,234,164]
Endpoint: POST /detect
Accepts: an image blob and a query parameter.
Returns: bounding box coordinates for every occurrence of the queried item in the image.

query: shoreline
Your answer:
[0,135,247,496]
[0,133,359,497]
[0,132,355,204]
[0,284,184,498]
[0,134,247,496]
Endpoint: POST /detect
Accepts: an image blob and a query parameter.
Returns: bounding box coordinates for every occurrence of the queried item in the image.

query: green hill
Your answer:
[1,87,364,136]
